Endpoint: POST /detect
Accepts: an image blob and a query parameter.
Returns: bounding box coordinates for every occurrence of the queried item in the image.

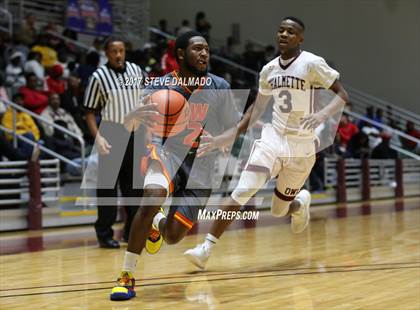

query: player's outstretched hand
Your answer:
[197,132,233,158]
[124,95,159,131]
[301,112,326,130]
[197,132,219,158]
[96,135,112,155]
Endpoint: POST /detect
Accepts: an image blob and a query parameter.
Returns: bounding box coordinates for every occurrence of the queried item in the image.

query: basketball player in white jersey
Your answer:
[184,16,349,269]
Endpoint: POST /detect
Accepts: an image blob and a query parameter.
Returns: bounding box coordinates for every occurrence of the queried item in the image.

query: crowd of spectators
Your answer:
[0,12,419,194]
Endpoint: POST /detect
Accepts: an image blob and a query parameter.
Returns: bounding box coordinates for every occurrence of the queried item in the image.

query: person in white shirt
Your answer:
[24,51,45,82]
[40,92,82,137]
[184,16,349,270]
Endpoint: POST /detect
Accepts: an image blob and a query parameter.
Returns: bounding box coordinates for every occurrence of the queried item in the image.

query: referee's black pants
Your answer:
[95,122,146,242]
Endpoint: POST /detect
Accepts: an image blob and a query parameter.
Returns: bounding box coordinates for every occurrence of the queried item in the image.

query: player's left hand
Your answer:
[301,112,326,130]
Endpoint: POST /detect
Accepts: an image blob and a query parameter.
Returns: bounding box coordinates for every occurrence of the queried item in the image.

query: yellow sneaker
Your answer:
[145,226,163,254]
[145,208,165,254]
[110,271,136,301]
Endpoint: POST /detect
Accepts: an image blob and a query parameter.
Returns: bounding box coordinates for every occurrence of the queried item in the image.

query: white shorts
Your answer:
[245,124,316,199]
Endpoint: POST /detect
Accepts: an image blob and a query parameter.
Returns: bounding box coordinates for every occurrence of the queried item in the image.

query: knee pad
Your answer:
[271,189,293,217]
[231,171,267,206]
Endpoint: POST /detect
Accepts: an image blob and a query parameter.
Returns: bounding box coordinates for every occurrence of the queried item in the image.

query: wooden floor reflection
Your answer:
[0,198,419,309]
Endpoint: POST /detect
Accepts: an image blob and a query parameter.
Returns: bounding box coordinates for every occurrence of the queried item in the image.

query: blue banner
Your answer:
[66,0,113,36]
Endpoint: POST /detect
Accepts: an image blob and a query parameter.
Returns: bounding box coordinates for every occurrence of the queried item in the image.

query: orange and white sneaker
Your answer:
[110,271,136,301]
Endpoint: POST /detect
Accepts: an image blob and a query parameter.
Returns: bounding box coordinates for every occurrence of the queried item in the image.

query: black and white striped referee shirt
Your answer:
[83,61,145,124]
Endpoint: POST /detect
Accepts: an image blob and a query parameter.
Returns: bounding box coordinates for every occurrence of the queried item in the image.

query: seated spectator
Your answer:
[1,93,40,157]
[19,73,49,114]
[0,73,9,116]
[89,37,107,66]
[160,40,178,75]
[56,52,70,79]
[40,93,82,138]
[345,131,370,159]
[195,12,211,42]
[18,13,37,46]
[45,64,65,95]
[31,34,58,68]
[60,72,92,143]
[373,108,384,130]
[24,51,45,81]
[371,131,398,159]
[77,51,100,87]
[0,132,27,160]
[177,20,193,36]
[401,121,420,153]
[361,122,381,149]
[5,51,26,92]
[337,114,359,146]
[359,106,374,128]
[388,119,402,147]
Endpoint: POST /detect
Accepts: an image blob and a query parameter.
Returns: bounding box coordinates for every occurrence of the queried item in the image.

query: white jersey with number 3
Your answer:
[259,51,339,138]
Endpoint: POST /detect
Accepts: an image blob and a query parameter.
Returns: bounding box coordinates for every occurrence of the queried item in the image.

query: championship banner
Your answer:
[66,0,113,36]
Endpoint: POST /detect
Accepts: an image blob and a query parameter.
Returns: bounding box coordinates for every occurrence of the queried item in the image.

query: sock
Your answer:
[203,233,218,250]
[122,251,139,273]
[152,211,166,230]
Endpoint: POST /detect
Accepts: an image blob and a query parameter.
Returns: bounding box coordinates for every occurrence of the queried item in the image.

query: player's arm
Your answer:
[302,79,349,130]
[197,92,271,158]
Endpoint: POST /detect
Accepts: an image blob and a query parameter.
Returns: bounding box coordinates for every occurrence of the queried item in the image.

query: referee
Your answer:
[83,37,157,248]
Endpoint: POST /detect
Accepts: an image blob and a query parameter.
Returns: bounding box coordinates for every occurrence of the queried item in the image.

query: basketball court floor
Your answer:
[1,197,419,309]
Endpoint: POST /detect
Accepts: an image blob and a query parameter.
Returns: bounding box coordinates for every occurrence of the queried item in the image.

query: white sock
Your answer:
[122,251,139,273]
[152,211,166,230]
[203,233,218,250]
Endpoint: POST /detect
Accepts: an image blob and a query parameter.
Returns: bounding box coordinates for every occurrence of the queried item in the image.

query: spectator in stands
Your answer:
[77,51,100,87]
[10,35,29,63]
[31,34,58,68]
[345,131,370,159]
[371,131,398,159]
[24,51,45,82]
[177,20,193,36]
[0,132,27,161]
[40,93,82,138]
[45,64,66,95]
[359,106,374,128]
[195,12,212,42]
[1,93,40,157]
[89,37,107,66]
[60,72,90,141]
[5,51,26,93]
[309,152,325,192]
[337,114,359,146]
[264,45,276,63]
[0,73,9,115]
[373,108,384,130]
[160,40,179,75]
[18,13,37,46]
[56,52,70,79]
[19,73,49,114]
[361,122,381,149]
[401,121,420,153]
[388,118,402,147]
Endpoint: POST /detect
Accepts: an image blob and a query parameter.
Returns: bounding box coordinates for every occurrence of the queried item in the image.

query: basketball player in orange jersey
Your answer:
[110,31,250,301]
[184,16,349,269]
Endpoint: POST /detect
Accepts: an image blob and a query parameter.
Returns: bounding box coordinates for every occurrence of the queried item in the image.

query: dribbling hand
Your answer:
[124,95,159,131]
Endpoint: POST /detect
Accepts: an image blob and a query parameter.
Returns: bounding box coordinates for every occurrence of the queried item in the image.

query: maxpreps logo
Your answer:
[198,209,259,221]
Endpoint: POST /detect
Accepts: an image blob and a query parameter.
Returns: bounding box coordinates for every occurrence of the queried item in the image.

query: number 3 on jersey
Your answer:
[278,90,292,113]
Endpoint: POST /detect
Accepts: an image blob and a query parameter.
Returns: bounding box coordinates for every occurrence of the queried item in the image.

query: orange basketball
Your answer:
[149,89,190,137]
